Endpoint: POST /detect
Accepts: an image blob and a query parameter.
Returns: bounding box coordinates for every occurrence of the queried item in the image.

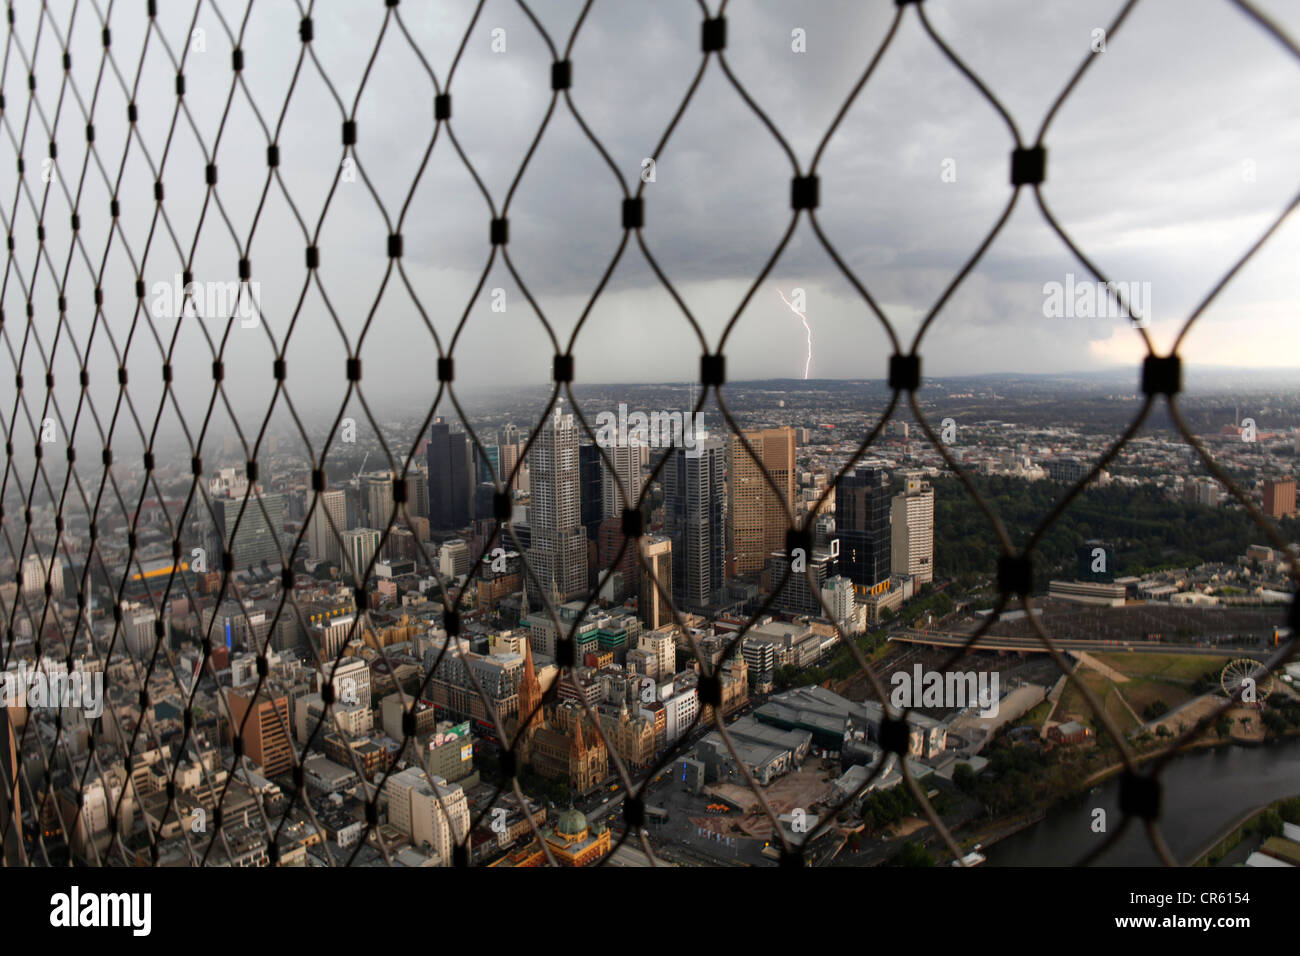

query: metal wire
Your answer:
[0,0,1296,869]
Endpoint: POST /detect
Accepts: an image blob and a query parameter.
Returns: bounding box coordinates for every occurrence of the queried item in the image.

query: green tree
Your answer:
[897,841,934,867]
[1277,797,1300,825]
[1257,809,1283,838]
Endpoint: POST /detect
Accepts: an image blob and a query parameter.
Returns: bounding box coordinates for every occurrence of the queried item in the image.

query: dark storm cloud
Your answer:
[1,0,1297,443]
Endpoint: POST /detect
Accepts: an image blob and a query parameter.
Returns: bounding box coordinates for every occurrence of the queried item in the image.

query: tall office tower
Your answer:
[836,465,890,594]
[499,441,523,494]
[526,406,588,605]
[1263,477,1296,518]
[408,467,429,519]
[601,440,641,520]
[341,528,382,583]
[345,485,363,530]
[363,471,395,530]
[214,492,287,571]
[766,549,834,616]
[474,482,497,522]
[638,536,673,631]
[427,421,473,531]
[890,476,934,585]
[662,438,725,613]
[20,551,63,603]
[384,767,470,866]
[579,444,604,541]
[728,427,795,576]
[308,489,347,564]
[597,516,639,602]
[224,685,293,777]
[479,444,500,485]
[499,424,521,449]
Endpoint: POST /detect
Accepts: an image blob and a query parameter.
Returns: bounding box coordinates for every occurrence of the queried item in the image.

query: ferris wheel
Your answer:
[1220,658,1274,702]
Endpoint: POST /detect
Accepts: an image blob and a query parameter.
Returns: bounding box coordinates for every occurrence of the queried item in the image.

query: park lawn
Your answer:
[1056,669,1112,724]
[1092,652,1229,682]
[1016,700,1053,729]
[1111,676,1195,721]
[1101,681,1142,734]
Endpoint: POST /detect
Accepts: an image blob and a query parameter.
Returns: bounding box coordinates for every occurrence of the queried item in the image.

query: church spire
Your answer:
[570,714,586,756]
[518,637,542,735]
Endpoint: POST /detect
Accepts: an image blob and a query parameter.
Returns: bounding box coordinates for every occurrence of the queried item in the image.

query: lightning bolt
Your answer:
[777,288,813,380]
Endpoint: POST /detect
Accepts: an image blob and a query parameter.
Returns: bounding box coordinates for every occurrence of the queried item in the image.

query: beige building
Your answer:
[385,766,470,866]
[638,536,673,631]
[728,428,795,576]
[637,629,676,681]
[890,476,934,585]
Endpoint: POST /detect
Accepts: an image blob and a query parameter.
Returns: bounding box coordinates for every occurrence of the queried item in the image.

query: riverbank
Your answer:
[986,736,1300,865]
[1082,721,1300,787]
[948,808,1046,856]
[1187,794,1300,866]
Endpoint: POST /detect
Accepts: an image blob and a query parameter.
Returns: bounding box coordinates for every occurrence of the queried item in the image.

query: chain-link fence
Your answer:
[2,0,1298,869]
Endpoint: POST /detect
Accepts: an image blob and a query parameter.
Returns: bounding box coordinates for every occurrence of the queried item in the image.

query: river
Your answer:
[986,738,1300,865]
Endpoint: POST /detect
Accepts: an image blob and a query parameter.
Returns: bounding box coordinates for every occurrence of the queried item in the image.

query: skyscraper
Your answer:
[836,465,890,594]
[479,444,500,485]
[579,443,604,540]
[890,476,934,585]
[728,427,795,576]
[601,440,641,521]
[362,471,394,530]
[214,492,286,571]
[341,528,382,584]
[427,421,473,531]
[663,438,725,613]
[526,405,588,604]
[639,536,673,631]
[307,489,347,565]
[408,466,429,520]
[19,551,63,604]
[498,442,521,494]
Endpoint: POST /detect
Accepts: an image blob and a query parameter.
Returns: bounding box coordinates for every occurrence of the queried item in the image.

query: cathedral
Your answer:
[507,634,608,795]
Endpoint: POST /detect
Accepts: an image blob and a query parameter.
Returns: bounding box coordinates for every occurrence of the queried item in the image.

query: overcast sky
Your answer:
[2,0,1299,456]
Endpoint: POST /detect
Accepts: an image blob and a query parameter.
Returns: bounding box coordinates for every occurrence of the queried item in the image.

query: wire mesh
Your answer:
[1,0,1298,869]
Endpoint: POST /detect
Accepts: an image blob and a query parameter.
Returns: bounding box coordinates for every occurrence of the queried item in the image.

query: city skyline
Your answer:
[2,0,1298,890]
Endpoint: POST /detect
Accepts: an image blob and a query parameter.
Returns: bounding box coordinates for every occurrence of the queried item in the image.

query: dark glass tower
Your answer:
[662,438,725,613]
[427,421,473,531]
[579,443,604,542]
[835,465,890,590]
